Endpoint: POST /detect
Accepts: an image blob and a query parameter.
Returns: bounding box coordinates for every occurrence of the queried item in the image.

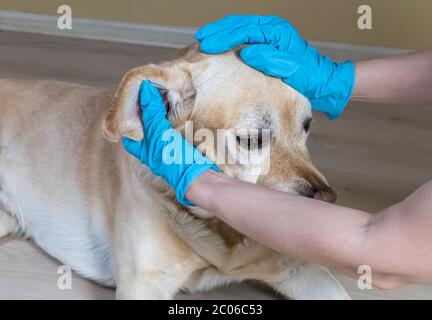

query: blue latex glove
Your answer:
[122,81,220,206]
[196,15,355,119]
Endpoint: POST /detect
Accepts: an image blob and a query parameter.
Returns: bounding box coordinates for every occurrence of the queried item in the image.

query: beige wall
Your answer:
[1,0,431,49]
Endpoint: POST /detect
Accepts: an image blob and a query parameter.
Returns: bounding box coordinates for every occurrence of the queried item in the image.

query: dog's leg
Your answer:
[268,263,351,300]
[113,208,208,300]
[115,257,208,300]
[116,271,194,300]
[184,266,244,293]
[0,210,17,238]
[186,245,350,299]
[115,248,206,300]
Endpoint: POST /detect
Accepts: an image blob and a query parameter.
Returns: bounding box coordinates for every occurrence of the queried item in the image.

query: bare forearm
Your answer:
[352,49,432,105]
[187,171,432,286]
[187,170,371,270]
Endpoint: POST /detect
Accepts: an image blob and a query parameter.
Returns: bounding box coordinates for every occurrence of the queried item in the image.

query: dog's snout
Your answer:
[297,167,338,203]
[313,187,337,203]
[299,184,337,203]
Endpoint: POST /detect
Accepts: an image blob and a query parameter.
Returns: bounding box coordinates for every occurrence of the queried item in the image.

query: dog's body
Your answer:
[0,45,350,299]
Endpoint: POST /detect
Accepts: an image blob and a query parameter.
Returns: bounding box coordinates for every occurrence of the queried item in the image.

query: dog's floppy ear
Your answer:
[102,62,196,142]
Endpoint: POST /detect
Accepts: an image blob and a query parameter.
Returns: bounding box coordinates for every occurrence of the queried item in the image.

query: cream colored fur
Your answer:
[0,44,349,299]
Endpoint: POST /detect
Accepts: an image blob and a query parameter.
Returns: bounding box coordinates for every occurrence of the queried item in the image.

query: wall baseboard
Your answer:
[0,10,411,58]
[0,10,196,48]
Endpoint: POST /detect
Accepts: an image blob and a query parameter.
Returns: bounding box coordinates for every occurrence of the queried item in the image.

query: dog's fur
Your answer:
[0,44,349,299]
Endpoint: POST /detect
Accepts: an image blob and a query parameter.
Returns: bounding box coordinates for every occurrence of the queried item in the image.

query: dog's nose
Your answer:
[300,185,337,203]
[313,187,337,203]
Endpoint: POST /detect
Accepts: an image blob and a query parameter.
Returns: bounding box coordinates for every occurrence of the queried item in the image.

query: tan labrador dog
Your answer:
[0,44,349,299]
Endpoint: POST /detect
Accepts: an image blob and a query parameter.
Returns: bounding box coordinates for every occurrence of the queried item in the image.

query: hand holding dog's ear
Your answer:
[122,81,220,206]
[196,14,355,120]
[122,81,167,163]
[102,62,198,142]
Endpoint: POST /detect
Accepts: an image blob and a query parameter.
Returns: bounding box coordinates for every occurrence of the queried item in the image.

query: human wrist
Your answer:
[185,169,228,209]
[310,60,355,120]
[329,60,355,119]
[146,126,220,207]
[176,163,220,206]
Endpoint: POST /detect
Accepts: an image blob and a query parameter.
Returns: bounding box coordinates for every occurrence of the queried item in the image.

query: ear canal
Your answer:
[101,62,196,142]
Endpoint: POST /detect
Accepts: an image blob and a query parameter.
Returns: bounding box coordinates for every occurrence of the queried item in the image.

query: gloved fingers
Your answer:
[139,80,167,116]
[199,23,294,54]
[196,14,287,40]
[240,44,300,78]
[138,80,171,138]
[124,81,167,158]
[240,44,310,96]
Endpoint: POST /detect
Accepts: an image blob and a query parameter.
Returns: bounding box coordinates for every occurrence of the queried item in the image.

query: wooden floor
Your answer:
[0,31,431,300]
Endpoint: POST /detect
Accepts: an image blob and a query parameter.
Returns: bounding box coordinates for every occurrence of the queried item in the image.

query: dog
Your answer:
[0,43,349,299]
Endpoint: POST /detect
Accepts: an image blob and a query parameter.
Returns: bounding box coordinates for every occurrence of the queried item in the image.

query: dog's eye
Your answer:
[303,117,312,133]
[236,131,263,150]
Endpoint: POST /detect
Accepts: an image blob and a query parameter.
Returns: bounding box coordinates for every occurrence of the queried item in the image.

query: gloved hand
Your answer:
[196,14,355,119]
[122,80,220,206]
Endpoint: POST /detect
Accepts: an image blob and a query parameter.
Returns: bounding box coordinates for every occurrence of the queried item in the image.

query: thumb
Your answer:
[139,80,166,116]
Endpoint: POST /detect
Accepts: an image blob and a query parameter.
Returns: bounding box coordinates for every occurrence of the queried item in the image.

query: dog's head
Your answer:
[102,43,336,211]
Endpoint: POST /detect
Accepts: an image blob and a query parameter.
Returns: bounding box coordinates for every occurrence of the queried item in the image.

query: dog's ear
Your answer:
[102,62,196,142]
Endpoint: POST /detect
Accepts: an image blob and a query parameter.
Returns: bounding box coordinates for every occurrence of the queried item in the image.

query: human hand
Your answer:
[122,80,220,206]
[196,14,355,119]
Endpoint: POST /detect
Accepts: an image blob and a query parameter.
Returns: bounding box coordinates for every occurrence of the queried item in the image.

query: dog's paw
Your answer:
[274,264,351,300]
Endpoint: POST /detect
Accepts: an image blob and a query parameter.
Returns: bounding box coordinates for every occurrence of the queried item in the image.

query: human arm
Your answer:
[352,49,432,105]
[186,170,432,288]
